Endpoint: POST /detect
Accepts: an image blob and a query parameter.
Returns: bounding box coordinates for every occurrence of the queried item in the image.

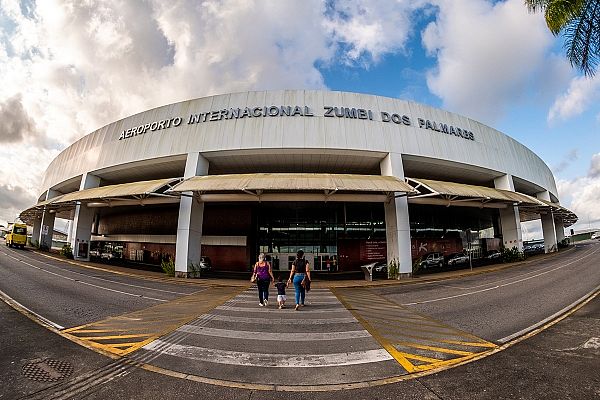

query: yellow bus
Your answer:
[5,223,27,249]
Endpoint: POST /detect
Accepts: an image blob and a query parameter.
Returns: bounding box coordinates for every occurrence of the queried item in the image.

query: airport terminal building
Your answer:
[19,90,577,277]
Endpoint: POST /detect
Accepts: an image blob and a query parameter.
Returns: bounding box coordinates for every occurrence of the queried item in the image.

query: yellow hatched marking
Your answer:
[438,339,497,348]
[366,314,453,328]
[332,288,417,373]
[376,330,492,349]
[396,352,443,364]
[75,334,153,341]
[367,317,472,337]
[393,341,474,356]
[334,287,498,376]
[62,285,246,356]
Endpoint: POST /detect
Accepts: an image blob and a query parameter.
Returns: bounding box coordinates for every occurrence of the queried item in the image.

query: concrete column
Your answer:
[70,173,101,260]
[536,190,557,253]
[38,189,60,249]
[494,175,523,251]
[380,153,412,278]
[31,217,41,246]
[555,221,565,243]
[175,153,209,278]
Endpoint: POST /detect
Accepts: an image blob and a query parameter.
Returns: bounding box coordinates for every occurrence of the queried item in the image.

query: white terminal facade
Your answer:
[20,90,577,278]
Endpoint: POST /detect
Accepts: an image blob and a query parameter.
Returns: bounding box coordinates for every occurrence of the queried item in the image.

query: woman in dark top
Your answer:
[287,249,311,311]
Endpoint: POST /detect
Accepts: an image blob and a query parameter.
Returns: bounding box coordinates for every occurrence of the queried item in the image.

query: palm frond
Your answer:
[563,0,600,76]
[545,0,586,34]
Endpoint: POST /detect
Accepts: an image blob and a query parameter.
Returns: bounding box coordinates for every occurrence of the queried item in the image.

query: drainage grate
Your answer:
[22,358,73,382]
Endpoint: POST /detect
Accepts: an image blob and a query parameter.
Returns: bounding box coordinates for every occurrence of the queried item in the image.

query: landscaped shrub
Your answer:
[161,258,175,277]
[60,244,74,259]
[501,246,526,263]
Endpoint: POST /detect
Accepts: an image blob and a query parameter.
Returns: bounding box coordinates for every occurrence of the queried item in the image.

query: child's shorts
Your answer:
[277,295,286,302]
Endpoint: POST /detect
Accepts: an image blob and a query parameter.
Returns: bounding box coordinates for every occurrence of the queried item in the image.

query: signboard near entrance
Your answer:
[360,240,386,261]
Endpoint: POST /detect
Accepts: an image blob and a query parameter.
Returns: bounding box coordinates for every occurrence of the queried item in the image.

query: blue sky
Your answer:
[0,0,598,237]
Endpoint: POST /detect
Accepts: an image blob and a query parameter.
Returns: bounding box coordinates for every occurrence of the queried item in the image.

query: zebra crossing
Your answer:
[135,287,405,386]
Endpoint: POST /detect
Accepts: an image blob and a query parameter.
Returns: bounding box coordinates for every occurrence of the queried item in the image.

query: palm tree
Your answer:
[526,0,600,77]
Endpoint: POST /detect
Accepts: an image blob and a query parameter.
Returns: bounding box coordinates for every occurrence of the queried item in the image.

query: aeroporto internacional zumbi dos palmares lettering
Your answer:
[118,105,475,142]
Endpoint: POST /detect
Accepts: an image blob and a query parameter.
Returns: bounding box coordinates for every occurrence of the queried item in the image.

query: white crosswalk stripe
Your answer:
[176,325,372,340]
[139,287,404,386]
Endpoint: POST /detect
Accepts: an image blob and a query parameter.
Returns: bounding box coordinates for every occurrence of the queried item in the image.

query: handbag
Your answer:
[301,276,311,291]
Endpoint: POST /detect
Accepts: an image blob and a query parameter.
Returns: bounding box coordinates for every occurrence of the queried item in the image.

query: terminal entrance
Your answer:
[265,252,338,271]
[256,202,385,272]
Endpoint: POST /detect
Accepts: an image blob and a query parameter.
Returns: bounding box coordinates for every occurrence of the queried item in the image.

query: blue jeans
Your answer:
[293,273,306,305]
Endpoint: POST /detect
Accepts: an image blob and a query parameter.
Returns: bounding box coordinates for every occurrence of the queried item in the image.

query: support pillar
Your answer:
[555,221,565,243]
[175,153,208,278]
[31,217,41,246]
[380,153,412,278]
[536,191,557,253]
[38,189,60,250]
[70,173,101,260]
[494,175,523,251]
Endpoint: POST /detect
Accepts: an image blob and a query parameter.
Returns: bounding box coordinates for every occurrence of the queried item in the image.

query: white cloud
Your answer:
[324,0,428,65]
[422,0,553,123]
[548,74,600,122]
[1,0,429,222]
[556,152,600,232]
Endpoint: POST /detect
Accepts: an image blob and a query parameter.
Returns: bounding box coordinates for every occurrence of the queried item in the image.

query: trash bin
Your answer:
[360,264,374,281]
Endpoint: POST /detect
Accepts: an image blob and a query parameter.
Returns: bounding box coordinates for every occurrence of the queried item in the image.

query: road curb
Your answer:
[29,245,577,290]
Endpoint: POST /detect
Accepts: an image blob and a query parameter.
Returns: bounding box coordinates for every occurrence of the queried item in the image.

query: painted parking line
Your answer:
[332,287,498,373]
[63,285,245,356]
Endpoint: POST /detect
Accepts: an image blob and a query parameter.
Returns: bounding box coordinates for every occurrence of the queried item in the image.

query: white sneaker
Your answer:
[264,299,268,306]
[259,302,264,307]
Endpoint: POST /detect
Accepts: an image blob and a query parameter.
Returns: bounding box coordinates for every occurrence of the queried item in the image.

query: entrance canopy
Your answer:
[168,173,416,202]
[19,178,180,224]
[406,178,578,227]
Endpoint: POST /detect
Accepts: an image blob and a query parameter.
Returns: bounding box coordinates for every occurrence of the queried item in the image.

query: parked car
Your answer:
[101,251,118,260]
[419,252,444,269]
[447,253,469,266]
[199,256,212,270]
[486,250,502,260]
[373,261,387,273]
[89,249,101,258]
[591,232,599,240]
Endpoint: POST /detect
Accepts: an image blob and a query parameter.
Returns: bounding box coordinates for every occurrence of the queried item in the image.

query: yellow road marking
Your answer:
[331,288,418,373]
[392,340,474,356]
[374,330,493,348]
[63,285,246,356]
[75,334,153,341]
[396,352,443,363]
[333,287,498,376]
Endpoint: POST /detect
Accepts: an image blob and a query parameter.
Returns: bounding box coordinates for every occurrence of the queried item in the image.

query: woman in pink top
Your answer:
[253,253,274,306]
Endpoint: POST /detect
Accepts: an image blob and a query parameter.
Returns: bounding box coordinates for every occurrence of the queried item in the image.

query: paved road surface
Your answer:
[0,241,598,390]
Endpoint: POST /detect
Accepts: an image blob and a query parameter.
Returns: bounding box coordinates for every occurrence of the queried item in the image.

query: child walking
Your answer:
[275,276,287,309]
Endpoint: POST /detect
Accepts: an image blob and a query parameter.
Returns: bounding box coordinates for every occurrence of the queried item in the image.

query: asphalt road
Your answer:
[2,280,597,399]
[0,245,200,328]
[1,241,598,344]
[376,241,600,342]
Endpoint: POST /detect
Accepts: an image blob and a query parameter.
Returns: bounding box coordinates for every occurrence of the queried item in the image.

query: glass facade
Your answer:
[255,202,385,271]
[408,204,501,260]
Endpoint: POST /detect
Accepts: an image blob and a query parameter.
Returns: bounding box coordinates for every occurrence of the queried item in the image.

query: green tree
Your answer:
[526,0,600,76]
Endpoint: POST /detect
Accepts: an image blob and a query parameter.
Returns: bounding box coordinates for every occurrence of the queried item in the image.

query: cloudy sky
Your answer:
[0,0,598,239]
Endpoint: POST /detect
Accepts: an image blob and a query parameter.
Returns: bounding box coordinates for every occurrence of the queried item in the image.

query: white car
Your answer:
[592,232,600,240]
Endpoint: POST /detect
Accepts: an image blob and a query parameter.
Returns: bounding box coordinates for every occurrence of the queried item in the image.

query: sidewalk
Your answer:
[32,246,574,289]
